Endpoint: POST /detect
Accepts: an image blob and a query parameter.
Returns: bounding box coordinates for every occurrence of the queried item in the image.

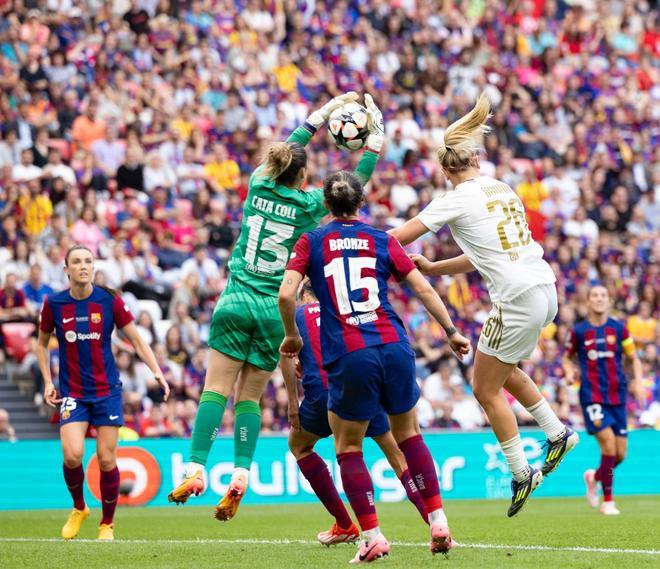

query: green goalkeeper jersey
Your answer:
[228,125,379,297]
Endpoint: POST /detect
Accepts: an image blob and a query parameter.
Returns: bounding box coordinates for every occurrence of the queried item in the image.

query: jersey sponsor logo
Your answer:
[345,311,378,326]
[86,447,162,507]
[63,317,75,324]
[76,316,89,322]
[65,331,102,343]
[245,262,276,275]
[91,312,102,324]
[328,237,370,251]
[587,349,615,361]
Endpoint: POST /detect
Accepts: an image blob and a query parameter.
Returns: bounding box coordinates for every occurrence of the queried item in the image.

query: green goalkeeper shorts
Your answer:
[208,277,283,372]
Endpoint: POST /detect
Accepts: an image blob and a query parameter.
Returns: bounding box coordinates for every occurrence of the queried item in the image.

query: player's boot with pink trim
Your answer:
[583,469,600,508]
[430,522,453,555]
[215,471,248,521]
[349,533,390,564]
[168,468,205,505]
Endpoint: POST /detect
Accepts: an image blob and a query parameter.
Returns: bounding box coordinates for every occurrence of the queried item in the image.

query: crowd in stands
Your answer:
[0,0,658,440]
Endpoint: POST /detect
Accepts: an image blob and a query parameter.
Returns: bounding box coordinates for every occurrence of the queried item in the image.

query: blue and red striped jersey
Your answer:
[39,286,134,401]
[287,219,415,367]
[565,317,634,406]
[296,302,327,400]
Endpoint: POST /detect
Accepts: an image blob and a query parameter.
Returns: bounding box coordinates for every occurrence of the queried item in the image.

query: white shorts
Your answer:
[477,284,557,364]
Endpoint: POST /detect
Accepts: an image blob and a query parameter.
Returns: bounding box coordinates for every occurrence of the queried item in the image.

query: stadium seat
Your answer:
[137,299,163,325]
[1,322,36,363]
[154,319,173,343]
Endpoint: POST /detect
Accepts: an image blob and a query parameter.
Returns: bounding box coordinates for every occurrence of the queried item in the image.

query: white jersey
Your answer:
[417,176,555,303]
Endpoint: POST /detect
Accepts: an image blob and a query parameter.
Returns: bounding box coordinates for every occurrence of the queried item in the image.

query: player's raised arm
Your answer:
[286,91,359,147]
[120,321,170,401]
[352,93,384,185]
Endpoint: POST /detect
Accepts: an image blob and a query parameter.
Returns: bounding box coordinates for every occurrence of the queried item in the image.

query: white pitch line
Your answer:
[0,537,658,556]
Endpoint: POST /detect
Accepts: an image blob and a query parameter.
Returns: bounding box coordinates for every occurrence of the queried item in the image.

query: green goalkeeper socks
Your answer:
[234,401,261,470]
[189,391,227,466]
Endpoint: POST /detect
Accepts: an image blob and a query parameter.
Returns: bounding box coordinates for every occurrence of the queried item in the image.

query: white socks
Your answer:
[500,434,531,482]
[526,398,566,442]
[186,462,205,477]
[428,508,448,526]
[232,467,249,482]
[363,527,381,543]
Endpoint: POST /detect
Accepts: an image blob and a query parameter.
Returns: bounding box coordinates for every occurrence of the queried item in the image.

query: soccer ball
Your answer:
[328,102,370,151]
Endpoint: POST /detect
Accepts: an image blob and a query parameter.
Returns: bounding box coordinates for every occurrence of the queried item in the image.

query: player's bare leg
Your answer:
[169,351,242,505]
[215,364,270,521]
[372,432,428,524]
[60,422,90,539]
[96,426,120,539]
[290,427,359,545]
[389,409,451,554]
[594,428,620,514]
[505,367,578,475]
[473,352,543,517]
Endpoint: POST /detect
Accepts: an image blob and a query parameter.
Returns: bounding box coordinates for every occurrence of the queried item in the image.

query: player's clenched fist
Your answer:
[280,334,303,358]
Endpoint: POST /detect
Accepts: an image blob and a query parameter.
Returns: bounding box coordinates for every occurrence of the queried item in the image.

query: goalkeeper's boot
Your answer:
[317,522,360,546]
[349,533,390,564]
[97,523,114,541]
[214,471,248,521]
[168,468,205,505]
[541,428,579,475]
[61,506,90,539]
[507,467,543,517]
[430,522,453,555]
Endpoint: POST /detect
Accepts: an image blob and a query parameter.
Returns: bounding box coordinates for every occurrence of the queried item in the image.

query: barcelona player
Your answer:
[35,245,169,540]
[168,92,385,522]
[563,285,644,515]
[280,171,470,562]
[390,94,578,517]
[283,284,428,546]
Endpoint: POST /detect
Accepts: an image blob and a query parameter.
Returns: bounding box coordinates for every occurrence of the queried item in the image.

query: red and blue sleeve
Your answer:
[286,233,311,276]
[113,295,135,329]
[39,296,54,333]
[387,235,416,281]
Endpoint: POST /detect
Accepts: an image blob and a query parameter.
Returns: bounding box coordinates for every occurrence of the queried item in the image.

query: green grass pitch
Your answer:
[1,497,659,568]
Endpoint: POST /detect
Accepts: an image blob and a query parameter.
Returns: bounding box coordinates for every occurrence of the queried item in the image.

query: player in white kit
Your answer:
[390,94,579,517]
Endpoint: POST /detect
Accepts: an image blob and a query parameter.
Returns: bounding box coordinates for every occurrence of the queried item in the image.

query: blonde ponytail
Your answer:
[260,141,307,186]
[437,93,492,172]
[263,143,294,180]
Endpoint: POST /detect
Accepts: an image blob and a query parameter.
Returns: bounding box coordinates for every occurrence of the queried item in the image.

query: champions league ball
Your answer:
[328,102,370,151]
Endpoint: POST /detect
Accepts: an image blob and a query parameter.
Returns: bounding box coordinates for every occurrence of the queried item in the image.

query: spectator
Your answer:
[71,99,106,151]
[22,264,53,314]
[140,404,183,438]
[0,273,30,323]
[0,409,17,442]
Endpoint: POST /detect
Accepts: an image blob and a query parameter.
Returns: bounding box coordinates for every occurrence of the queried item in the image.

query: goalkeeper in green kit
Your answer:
[168,92,385,521]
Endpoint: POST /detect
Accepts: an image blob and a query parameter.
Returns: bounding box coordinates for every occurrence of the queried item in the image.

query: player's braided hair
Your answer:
[262,142,307,187]
[323,170,364,218]
[437,93,492,172]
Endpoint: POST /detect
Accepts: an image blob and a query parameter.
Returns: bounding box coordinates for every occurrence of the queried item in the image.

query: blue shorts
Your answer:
[299,391,390,439]
[327,342,420,422]
[581,402,627,437]
[59,391,124,427]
